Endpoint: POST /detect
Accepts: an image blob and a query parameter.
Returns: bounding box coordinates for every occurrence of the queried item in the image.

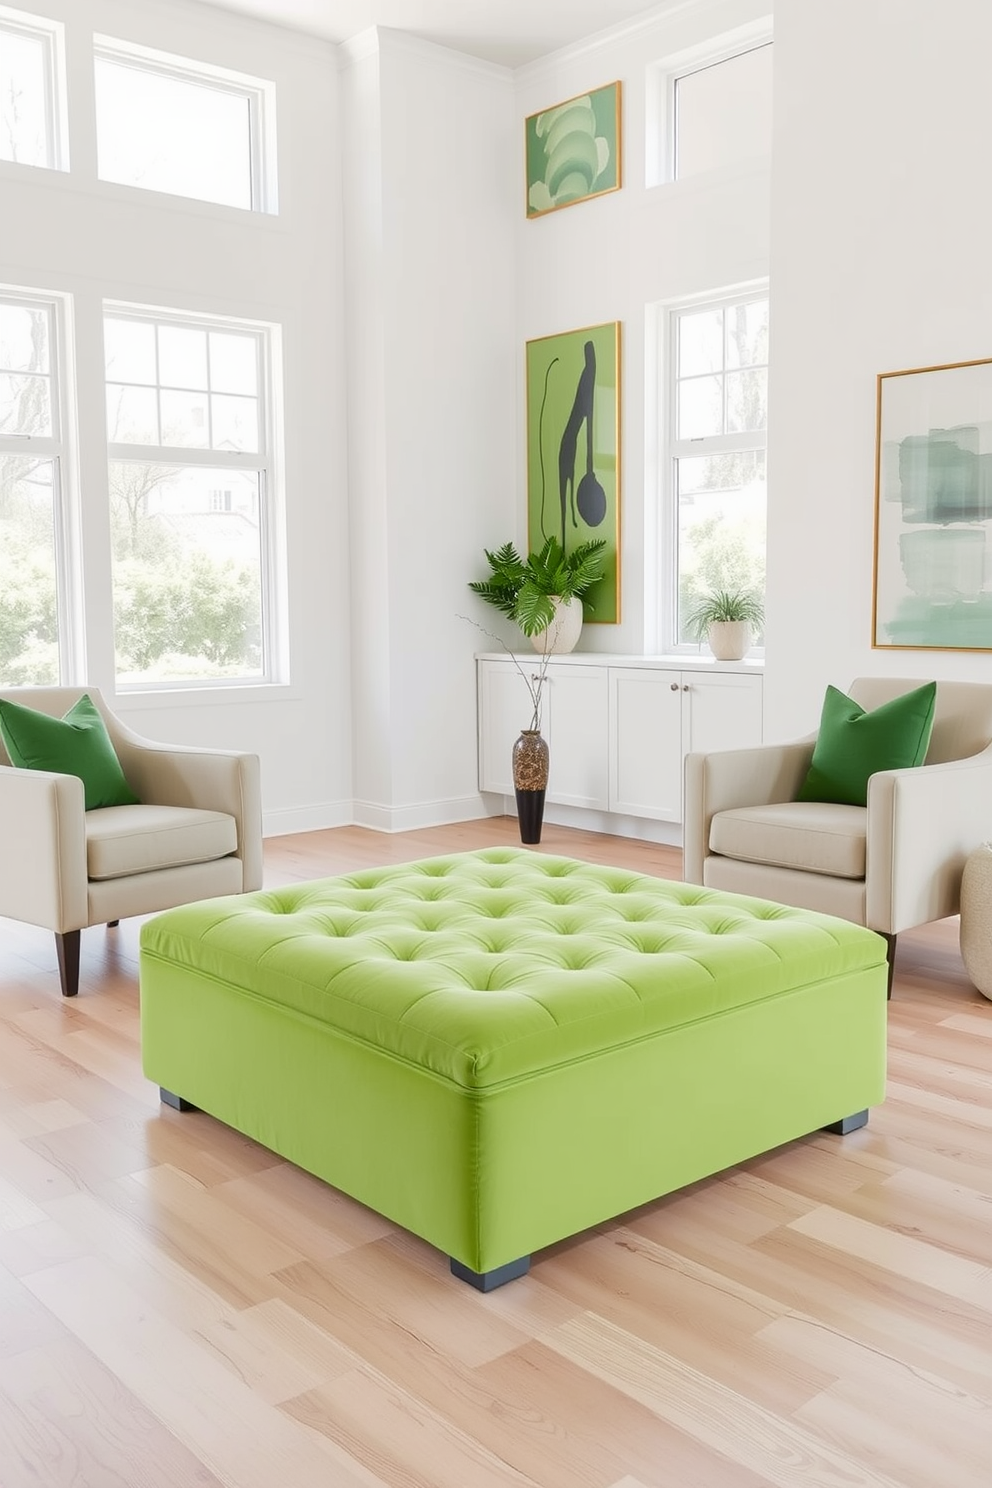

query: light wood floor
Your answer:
[1,817,991,1488]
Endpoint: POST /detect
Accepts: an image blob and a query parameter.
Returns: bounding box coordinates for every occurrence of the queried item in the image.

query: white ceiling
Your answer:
[191,0,668,68]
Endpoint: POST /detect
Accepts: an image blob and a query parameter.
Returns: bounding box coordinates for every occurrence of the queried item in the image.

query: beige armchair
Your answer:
[684,678,992,993]
[0,686,262,997]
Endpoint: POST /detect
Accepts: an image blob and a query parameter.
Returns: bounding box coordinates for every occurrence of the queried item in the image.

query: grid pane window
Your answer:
[105,317,260,453]
[676,451,767,644]
[668,292,769,647]
[0,11,62,169]
[94,41,272,211]
[108,462,263,685]
[0,292,66,684]
[105,307,272,688]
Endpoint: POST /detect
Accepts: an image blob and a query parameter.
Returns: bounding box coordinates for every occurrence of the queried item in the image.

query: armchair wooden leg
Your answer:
[882,933,896,1000]
[106,920,120,928]
[55,931,81,998]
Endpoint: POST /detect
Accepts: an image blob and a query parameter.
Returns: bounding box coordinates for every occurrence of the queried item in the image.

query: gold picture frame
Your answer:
[524,82,622,219]
[525,321,621,623]
[873,355,992,651]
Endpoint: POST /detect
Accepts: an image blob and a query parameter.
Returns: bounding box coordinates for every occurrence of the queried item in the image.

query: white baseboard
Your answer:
[263,801,354,838]
[488,794,683,848]
[263,795,680,846]
[351,794,496,834]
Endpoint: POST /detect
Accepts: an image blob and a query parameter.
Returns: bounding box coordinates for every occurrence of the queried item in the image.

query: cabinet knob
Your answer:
[670,682,679,691]
[683,684,690,692]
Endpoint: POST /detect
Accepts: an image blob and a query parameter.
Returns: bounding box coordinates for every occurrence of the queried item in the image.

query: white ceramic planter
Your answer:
[707,620,751,661]
[530,595,583,655]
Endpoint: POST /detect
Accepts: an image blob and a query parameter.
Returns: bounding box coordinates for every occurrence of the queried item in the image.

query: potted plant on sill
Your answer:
[685,587,764,661]
[468,535,607,655]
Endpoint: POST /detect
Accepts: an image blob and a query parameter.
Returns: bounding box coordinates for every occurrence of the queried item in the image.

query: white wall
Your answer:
[766,0,992,739]
[0,0,352,835]
[515,0,772,656]
[341,30,517,829]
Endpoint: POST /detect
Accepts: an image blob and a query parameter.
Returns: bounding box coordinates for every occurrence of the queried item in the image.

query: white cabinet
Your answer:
[478,654,762,828]
[477,659,609,808]
[478,659,534,797]
[609,669,684,819]
[543,664,609,809]
[610,667,763,822]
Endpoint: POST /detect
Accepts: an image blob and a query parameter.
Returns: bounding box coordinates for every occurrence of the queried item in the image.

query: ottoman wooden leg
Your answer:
[822,1109,868,1135]
[160,1087,199,1113]
[450,1255,530,1290]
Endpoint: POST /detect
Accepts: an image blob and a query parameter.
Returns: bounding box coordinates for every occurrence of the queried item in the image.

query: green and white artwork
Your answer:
[874,357,992,651]
[526,322,620,624]
[525,82,621,219]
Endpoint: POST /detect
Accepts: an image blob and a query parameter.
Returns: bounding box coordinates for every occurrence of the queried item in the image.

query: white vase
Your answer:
[530,595,584,655]
[707,620,751,661]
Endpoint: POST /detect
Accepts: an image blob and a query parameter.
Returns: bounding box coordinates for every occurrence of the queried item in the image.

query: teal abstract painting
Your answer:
[873,357,992,651]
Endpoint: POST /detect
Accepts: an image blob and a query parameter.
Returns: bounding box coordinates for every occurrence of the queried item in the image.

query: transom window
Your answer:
[674,41,773,180]
[104,307,276,688]
[94,37,275,211]
[0,5,66,170]
[666,290,769,648]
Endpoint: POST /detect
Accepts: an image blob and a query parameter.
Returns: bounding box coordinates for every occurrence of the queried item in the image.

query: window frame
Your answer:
[92,35,277,213]
[671,38,773,183]
[646,20,772,189]
[660,284,769,656]
[0,284,82,682]
[0,4,69,172]
[103,301,281,692]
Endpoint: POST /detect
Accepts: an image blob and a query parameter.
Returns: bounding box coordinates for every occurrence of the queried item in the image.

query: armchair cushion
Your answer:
[796,681,936,806]
[85,805,238,881]
[0,693,139,811]
[709,801,867,879]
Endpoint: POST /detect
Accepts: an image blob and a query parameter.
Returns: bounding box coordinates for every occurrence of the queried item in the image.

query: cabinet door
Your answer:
[683,672,763,756]
[544,665,609,809]
[609,669,684,820]
[478,660,545,795]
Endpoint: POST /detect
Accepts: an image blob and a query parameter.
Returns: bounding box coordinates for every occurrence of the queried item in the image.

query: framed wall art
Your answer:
[526,321,620,623]
[525,81,621,219]
[873,356,992,651]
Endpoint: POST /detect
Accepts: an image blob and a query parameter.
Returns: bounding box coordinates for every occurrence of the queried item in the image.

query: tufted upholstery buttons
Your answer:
[142,847,888,1090]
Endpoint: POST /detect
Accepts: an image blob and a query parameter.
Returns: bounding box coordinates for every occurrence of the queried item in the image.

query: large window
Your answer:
[0,5,66,170]
[0,289,72,685]
[666,289,768,649]
[94,38,275,211]
[104,307,276,687]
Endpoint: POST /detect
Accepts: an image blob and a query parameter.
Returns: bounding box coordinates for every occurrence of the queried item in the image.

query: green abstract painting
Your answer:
[525,82,621,219]
[526,322,620,624]
[874,356,992,651]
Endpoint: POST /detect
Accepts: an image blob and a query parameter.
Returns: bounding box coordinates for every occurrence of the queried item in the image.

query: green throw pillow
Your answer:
[0,693,140,811]
[796,682,937,807]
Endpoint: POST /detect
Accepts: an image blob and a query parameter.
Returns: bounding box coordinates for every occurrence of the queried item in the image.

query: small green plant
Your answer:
[685,587,764,639]
[468,536,607,638]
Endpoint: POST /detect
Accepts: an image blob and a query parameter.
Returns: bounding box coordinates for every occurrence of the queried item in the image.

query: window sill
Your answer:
[111,680,301,711]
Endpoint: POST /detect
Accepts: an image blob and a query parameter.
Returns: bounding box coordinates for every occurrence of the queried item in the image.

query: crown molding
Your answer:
[514,0,764,83]
[340,25,512,84]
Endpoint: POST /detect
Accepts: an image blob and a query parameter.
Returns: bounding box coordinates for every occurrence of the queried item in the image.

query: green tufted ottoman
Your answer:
[139,847,888,1288]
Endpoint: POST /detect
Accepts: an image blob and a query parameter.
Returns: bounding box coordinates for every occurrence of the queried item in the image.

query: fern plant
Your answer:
[468,537,607,638]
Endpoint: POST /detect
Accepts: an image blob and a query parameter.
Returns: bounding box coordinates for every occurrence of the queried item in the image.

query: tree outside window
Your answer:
[668,291,768,648]
[104,310,270,687]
